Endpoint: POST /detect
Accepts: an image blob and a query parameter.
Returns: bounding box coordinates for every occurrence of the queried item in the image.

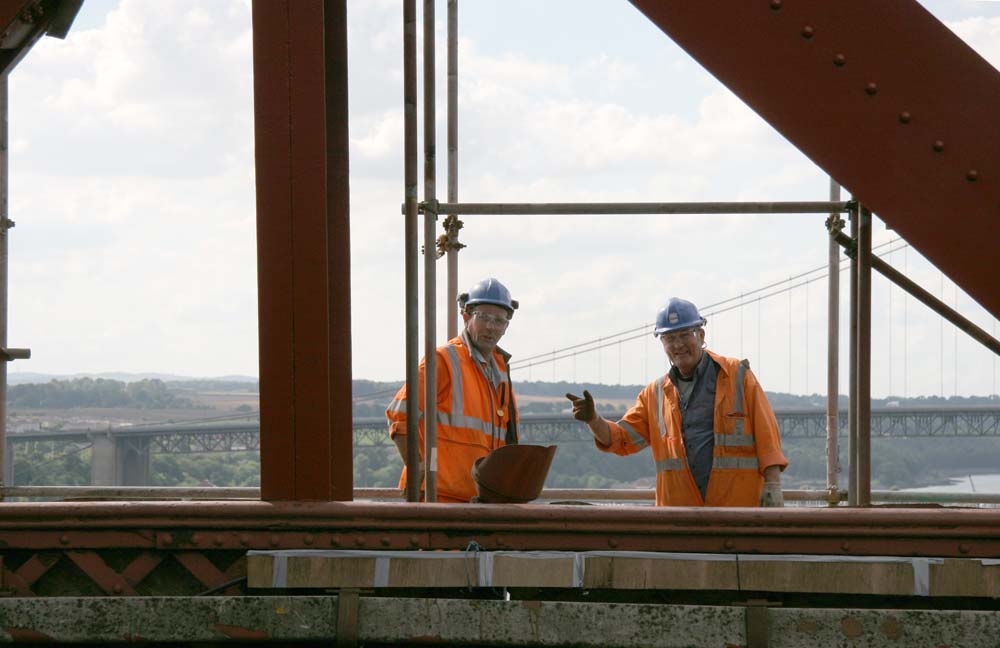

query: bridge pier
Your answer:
[90,435,150,486]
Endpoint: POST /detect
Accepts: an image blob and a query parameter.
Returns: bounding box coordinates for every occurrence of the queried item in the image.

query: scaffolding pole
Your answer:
[402,0,420,502]
[847,205,859,507]
[856,206,873,507]
[432,201,850,216]
[825,179,842,504]
[446,0,459,339]
[422,0,438,502]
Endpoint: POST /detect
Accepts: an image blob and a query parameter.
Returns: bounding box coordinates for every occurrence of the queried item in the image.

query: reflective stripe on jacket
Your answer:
[386,333,519,502]
[600,349,787,506]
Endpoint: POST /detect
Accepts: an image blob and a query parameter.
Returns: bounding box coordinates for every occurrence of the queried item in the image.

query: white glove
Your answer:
[760,481,784,507]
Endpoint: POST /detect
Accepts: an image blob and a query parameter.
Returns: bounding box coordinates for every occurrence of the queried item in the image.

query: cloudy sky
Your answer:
[6,0,1000,398]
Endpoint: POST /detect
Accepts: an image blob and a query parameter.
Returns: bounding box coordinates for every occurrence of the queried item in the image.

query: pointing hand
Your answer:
[565,390,597,423]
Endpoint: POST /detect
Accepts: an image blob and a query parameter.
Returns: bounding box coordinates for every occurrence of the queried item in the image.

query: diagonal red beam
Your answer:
[629,0,1000,318]
[0,0,31,36]
[66,551,138,596]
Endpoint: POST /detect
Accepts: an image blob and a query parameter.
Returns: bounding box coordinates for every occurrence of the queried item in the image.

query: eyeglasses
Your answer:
[658,329,699,345]
[472,311,510,329]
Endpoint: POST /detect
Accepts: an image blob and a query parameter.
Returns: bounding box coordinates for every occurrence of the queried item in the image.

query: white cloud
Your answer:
[4,0,998,400]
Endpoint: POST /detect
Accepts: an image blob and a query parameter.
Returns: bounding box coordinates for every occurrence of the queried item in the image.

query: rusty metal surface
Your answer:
[0,501,998,558]
[0,0,34,48]
[628,0,1000,318]
[324,0,354,502]
[252,2,352,500]
[252,0,296,500]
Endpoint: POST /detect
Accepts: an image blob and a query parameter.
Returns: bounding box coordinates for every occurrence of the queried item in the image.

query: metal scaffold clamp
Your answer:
[436,214,465,259]
[418,199,439,216]
[825,213,845,235]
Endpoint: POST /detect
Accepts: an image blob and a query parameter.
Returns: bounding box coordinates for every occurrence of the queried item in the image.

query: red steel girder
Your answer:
[0,1,31,36]
[628,0,1000,318]
[0,501,998,559]
[252,0,353,500]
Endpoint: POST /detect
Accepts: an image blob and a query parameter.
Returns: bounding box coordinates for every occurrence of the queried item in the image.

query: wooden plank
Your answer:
[288,556,376,589]
[387,555,472,588]
[247,551,1000,597]
[739,558,914,596]
[584,555,738,590]
[246,554,274,589]
[930,559,1000,598]
[493,555,576,588]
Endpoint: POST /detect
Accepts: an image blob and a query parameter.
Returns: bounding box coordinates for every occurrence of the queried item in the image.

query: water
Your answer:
[904,473,1000,494]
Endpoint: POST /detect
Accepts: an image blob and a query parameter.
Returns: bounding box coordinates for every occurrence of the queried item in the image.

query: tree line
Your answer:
[11,433,1000,493]
[9,377,196,409]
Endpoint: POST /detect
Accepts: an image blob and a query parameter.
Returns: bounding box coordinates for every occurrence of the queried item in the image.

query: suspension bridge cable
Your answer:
[511,240,909,372]
[511,270,841,371]
[513,238,907,366]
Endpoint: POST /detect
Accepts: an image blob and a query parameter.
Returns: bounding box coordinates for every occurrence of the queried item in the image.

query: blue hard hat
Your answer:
[458,277,519,315]
[654,297,707,336]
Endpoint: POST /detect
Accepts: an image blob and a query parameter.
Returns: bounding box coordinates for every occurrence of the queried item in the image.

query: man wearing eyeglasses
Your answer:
[566,297,787,507]
[386,277,520,502]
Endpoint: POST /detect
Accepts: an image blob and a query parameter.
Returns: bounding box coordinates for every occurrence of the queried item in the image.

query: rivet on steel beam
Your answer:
[380,537,391,547]
[112,584,123,595]
[304,534,314,546]
[933,140,945,153]
[269,534,280,547]
[833,53,846,67]
[724,540,735,550]
[864,82,878,96]
[898,111,912,125]
[769,0,782,11]
[161,533,173,546]
[608,538,618,549]
[354,536,366,547]
[801,25,814,39]
[966,170,979,182]
[959,543,970,554]
[841,541,850,552]
[239,534,249,546]
[409,535,420,547]
[495,537,505,547]
[331,535,342,547]
[191,533,201,546]
[213,535,224,547]
[59,534,69,544]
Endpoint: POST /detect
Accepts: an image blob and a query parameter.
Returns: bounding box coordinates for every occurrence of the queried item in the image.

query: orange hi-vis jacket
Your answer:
[386,332,519,503]
[598,350,788,507]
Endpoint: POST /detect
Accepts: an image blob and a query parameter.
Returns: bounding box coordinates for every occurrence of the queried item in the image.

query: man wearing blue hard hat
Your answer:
[567,297,788,507]
[386,277,522,502]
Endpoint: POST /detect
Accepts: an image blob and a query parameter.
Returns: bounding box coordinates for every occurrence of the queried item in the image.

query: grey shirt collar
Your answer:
[461,329,505,389]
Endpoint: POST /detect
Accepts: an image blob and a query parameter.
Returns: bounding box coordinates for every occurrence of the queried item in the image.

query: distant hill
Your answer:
[9,372,258,386]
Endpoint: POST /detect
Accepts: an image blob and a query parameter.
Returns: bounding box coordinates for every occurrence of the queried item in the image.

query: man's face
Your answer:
[660,327,705,377]
[463,304,511,356]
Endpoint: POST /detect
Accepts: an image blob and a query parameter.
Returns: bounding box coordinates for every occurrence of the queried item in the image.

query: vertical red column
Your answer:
[253,0,352,501]
[325,0,353,501]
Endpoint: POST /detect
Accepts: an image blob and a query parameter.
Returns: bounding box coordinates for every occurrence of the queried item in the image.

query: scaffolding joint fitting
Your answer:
[419,199,440,217]
[825,214,845,234]
[844,198,860,217]
[437,215,466,257]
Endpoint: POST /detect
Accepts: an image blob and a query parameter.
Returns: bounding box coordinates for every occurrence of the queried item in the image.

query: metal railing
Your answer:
[4,485,999,507]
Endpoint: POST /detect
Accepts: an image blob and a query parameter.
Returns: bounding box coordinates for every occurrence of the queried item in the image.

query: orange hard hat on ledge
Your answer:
[471,444,557,504]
